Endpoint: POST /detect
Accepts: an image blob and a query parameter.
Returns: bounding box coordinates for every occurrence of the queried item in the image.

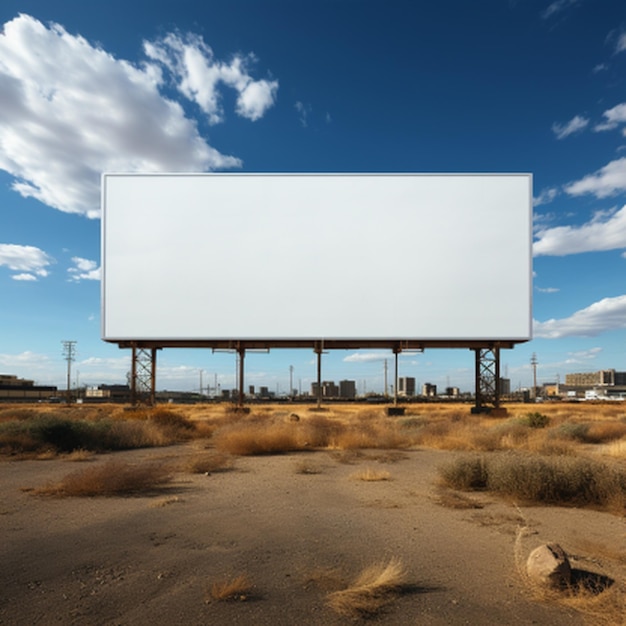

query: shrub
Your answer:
[520,412,550,429]
[438,453,626,513]
[35,460,173,496]
[438,456,488,490]
[209,574,254,602]
[0,416,110,453]
[351,467,392,481]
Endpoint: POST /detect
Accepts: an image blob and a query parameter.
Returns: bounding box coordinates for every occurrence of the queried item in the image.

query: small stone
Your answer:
[526,543,571,589]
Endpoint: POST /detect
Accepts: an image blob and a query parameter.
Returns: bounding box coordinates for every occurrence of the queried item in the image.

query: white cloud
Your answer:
[551,115,589,139]
[535,286,560,293]
[143,33,278,124]
[594,102,626,131]
[541,0,581,20]
[533,205,626,255]
[12,273,38,281]
[68,256,101,281]
[616,32,626,54]
[533,294,626,338]
[295,101,311,127]
[564,157,626,198]
[565,347,602,363]
[533,187,559,206]
[0,243,53,279]
[343,352,390,363]
[0,15,279,218]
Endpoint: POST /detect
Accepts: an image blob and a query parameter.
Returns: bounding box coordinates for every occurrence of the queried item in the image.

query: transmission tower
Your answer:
[61,340,77,403]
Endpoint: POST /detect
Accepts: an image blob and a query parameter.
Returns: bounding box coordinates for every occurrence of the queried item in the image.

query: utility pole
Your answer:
[289,365,294,397]
[384,359,388,397]
[531,353,538,401]
[62,340,77,404]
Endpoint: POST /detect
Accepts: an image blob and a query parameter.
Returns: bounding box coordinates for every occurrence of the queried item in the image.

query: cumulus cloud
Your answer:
[0,243,54,280]
[143,33,278,124]
[551,115,589,139]
[616,32,626,54]
[533,187,559,206]
[533,205,626,256]
[564,157,626,198]
[68,256,101,281]
[0,15,277,218]
[594,102,626,132]
[533,294,626,338]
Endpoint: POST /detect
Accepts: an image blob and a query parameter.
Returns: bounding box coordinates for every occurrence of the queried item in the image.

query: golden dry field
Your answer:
[1,402,625,624]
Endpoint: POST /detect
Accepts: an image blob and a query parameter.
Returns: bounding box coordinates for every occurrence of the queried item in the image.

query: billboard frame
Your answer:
[101,172,532,411]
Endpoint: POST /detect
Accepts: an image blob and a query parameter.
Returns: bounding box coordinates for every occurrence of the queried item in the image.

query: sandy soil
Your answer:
[1,444,624,625]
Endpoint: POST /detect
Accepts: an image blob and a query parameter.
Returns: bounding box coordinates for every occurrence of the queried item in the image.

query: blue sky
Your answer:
[1,0,625,395]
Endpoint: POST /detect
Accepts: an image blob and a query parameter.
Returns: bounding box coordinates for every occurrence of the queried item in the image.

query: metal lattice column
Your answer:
[130,345,157,406]
[473,346,501,413]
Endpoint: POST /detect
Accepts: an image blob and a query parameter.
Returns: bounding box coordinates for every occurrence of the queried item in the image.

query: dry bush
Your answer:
[583,421,626,444]
[606,440,626,458]
[208,574,254,602]
[351,467,392,481]
[294,460,324,474]
[330,419,415,450]
[439,453,626,513]
[148,408,196,439]
[184,452,234,474]
[327,558,408,618]
[63,448,95,462]
[35,460,173,497]
[0,407,41,422]
[211,420,312,455]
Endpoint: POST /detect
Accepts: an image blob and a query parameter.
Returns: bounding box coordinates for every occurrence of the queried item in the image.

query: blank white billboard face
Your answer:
[101,174,532,342]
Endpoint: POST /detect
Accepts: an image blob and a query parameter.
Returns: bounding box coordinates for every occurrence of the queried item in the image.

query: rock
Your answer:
[526,543,571,589]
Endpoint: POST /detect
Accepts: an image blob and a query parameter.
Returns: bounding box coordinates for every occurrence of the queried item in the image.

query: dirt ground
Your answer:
[1,443,624,625]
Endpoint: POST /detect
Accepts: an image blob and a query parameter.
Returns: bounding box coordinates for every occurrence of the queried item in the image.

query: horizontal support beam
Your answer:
[108,338,523,351]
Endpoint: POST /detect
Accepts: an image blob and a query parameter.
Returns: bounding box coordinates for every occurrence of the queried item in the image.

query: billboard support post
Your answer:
[314,343,323,409]
[472,346,504,415]
[130,345,157,406]
[237,345,245,408]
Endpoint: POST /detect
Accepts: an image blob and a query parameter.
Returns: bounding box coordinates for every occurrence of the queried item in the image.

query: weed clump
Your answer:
[439,453,626,513]
[35,460,172,497]
[327,558,408,618]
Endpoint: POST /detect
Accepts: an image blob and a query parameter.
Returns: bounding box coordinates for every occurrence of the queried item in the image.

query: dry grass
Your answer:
[208,574,254,602]
[351,467,392,481]
[2,401,625,461]
[34,460,173,497]
[183,451,235,474]
[326,558,408,618]
[438,453,626,514]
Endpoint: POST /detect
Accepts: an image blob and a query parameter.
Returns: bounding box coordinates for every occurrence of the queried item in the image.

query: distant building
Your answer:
[398,377,416,397]
[565,370,616,386]
[422,382,437,397]
[0,374,57,401]
[445,386,460,397]
[499,378,511,396]
[85,384,130,401]
[339,380,356,399]
[311,381,339,398]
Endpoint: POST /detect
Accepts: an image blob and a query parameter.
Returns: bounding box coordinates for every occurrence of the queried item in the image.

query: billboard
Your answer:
[101,173,532,343]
